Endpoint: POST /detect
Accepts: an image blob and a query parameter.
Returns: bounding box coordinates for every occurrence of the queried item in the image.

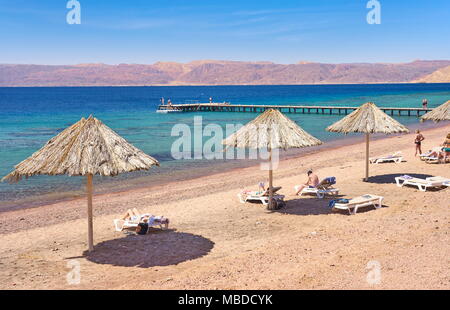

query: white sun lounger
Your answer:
[423,156,450,164]
[395,175,447,192]
[369,151,403,164]
[423,156,440,164]
[114,219,139,232]
[113,215,169,232]
[332,194,383,215]
[238,186,285,206]
[419,151,434,160]
[295,177,339,198]
[420,147,443,161]
[426,176,450,183]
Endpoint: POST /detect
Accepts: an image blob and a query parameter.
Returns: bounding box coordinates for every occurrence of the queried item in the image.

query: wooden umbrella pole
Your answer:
[268,148,273,209]
[365,133,370,181]
[87,173,94,252]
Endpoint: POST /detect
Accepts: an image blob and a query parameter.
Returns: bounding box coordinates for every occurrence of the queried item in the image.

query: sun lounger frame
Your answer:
[297,186,339,199]
[423,156,440,164]
[395,176,446,192]
[238,187,285,206]
[238,193,285,206]
[369,152,403,164]
[295,178,339,199]
[332,195,383,215]
[420,147,445,161]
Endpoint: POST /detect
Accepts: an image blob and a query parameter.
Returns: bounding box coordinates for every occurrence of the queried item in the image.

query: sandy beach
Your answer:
[0,124,448,290]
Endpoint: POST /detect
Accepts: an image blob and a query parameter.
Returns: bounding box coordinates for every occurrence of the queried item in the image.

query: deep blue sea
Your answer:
[1,84,449,207]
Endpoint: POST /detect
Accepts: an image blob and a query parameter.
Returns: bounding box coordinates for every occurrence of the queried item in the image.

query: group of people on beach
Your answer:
[293,130,450,194]
[118,130,450,235]
[415,130,450,163]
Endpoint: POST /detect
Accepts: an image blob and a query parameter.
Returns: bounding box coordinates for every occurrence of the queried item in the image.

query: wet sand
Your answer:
[0,124,449,289]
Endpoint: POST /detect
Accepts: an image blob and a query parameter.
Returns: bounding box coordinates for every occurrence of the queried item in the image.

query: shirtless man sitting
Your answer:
[294,170,319,195]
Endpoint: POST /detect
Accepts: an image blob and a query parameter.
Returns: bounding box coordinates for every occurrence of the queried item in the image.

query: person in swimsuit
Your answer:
[422,99,428,109]
[442,133,450,163]
[121,208,141,222]
[294,170,319,195]
[120,208,169,234]
[122,208,155,222]
[414,130,425,156]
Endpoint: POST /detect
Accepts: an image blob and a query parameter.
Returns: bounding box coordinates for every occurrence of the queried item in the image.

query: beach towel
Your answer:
[400,175,413,180]
[324,177,336,185]
[328,198,349,208]
[149,215,168,226]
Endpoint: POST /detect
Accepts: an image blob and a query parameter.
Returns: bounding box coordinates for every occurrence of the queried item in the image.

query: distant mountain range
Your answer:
[1,60,450,86]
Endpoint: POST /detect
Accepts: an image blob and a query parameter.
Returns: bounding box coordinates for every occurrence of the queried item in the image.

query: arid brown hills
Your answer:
[414,65,450,83]
[1,60,450,86]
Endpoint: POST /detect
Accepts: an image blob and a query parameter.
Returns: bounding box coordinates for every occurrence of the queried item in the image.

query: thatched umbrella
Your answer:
[421,100,450,122]
[327,102,409,181]
[222,109,322,209]
[2,115,159,251]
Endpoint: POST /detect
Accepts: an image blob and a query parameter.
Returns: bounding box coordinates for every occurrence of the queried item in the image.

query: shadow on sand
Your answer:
[366,173,434,185]
[270,194,343,216]
[83,230,214,268]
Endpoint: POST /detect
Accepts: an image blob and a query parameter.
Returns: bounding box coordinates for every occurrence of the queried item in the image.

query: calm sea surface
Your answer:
[1,84,449,207]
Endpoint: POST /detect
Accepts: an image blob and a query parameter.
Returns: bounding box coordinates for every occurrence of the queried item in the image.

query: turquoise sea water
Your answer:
[0,84,449,207]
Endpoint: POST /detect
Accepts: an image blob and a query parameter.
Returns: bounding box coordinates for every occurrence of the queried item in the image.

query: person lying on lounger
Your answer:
[427,148,449,164]
[121,208,148,222]
[120,208,169,234]
[294,170,319,195]
[442,133,450,163]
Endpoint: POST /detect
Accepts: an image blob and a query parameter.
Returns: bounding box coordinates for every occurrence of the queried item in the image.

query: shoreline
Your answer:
[2,82,450,88]
[0,119,447,212]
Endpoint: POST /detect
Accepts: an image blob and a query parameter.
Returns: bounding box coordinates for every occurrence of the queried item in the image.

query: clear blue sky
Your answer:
[1,0,449,65]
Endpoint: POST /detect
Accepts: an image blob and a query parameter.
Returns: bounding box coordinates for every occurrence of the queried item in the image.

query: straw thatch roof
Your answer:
[2,116,159,183]
[421,100,450,122]
[222,108,322,150]
[326,102,410,134]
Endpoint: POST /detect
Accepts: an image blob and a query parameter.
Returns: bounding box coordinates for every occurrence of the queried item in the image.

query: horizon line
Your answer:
[2,59,450,67]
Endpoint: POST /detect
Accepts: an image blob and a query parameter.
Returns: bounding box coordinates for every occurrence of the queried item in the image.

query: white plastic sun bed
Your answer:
[423,156,440,164]
[423,156,450,164]
[426,176,450,183]
[331,194,384,215]
[295,177,339,198]
[238,186,285,206]
[395,175,447,192]
[369,151,403,164]
[114,219,139,232]
[419,147,443,161]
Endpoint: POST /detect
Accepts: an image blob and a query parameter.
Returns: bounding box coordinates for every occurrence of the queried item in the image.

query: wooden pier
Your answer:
[157,103,432,117]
